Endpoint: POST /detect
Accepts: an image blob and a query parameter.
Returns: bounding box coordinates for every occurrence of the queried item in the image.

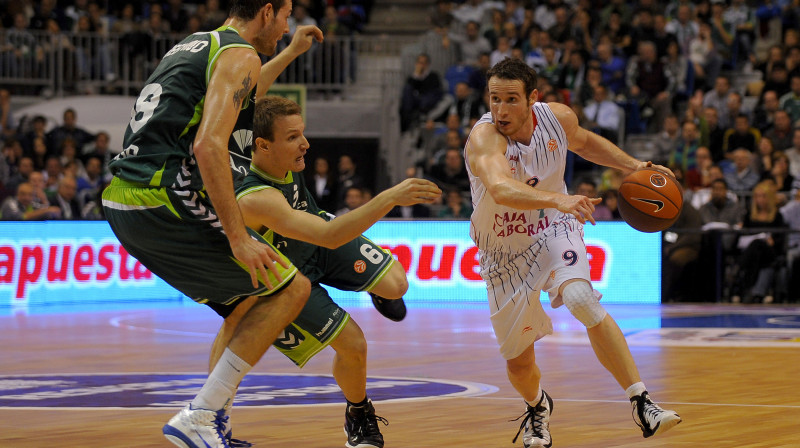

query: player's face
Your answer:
[256,1,292,56]
[270,113,309,173]
[488,77,536,140]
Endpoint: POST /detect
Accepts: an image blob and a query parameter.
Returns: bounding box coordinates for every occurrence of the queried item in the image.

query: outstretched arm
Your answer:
[466,122,601,224]
[256,25,323,98]
[554,102,674,177]
[239,178,441,249]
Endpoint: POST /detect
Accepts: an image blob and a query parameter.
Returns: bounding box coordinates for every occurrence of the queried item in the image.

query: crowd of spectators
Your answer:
[4,0,800,302]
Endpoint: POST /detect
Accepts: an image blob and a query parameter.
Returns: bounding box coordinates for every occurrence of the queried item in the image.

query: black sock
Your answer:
[347,396,369,408]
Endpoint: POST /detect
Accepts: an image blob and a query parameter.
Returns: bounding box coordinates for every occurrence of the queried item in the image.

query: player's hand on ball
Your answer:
[389,178,442,206]
[637,160,675,179]
[557,194,602,225]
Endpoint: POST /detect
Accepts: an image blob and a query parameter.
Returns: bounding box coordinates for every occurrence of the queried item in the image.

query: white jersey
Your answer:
[466,102,572,255]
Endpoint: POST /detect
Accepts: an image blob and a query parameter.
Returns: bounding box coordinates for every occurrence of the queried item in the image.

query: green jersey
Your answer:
[236,164,333,268]
[109,26,257,190]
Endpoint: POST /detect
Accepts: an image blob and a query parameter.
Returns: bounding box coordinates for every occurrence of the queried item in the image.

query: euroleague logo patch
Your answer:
[547,139,558,152]
[354,260,366,273]
[0,373,497,408]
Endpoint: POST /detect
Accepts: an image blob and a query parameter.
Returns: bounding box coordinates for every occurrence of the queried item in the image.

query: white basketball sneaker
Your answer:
[630,391,682,438]
[512,391,553,448]
[163,404,230,448]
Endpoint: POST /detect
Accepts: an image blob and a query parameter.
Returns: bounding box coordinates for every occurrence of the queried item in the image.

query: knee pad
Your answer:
[562,281,607,328]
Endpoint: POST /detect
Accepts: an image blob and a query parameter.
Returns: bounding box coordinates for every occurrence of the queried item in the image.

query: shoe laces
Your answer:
[350,404,389,438]
[632,394,663,431]
[510,403,547,444]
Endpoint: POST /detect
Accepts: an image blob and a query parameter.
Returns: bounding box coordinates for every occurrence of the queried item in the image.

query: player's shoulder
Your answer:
[467,122,506,155]
[542,101,579,134]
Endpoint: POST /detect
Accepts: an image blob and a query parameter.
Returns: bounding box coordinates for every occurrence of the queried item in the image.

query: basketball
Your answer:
[617,168,683,233]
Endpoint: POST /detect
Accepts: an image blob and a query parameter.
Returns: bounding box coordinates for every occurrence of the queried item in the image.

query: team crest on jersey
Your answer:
[526,177,539,188]
[547,139,558,152]
[354,260,366,273]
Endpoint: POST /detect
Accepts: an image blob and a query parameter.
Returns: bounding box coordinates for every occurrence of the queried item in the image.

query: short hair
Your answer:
[253,96,302,141]
[710,178,728,189]
[486,58,538,98]
[230,0,286,20]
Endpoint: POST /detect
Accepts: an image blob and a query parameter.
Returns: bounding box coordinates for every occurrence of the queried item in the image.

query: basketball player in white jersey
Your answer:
[465,58,682,447]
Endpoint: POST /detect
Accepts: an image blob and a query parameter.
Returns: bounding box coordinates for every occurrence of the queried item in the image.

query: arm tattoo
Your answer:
[233,72,252,110]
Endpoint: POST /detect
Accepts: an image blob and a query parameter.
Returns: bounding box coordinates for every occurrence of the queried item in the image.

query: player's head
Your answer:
[253,95,309,173]
[230,0,291,56]
[486,58,538,138]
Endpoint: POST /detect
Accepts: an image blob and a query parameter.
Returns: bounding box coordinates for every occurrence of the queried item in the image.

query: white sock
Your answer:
[526,386,543,406]
[626,382,647,399]
[192,348,251,411]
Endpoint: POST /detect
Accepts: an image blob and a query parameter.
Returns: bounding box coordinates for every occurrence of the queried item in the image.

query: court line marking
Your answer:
[476,396,800,409]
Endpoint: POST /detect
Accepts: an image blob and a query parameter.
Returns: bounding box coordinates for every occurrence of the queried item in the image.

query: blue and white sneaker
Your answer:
[163,404,230,448]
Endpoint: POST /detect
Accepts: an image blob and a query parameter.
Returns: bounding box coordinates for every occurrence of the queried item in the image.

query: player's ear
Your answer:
[262,3,273,21]
[255,137,270,152]
[529,89,539,106]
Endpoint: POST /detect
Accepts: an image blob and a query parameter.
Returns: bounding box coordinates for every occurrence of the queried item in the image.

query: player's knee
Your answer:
[333,321,367,361]
[562,281,606,328]
[375,264,408,299]
[285,273,311,312]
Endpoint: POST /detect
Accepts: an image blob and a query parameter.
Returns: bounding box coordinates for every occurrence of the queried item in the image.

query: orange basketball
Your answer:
[617,168,683,233]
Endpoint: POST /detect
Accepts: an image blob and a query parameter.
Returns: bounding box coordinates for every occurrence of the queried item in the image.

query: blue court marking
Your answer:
[0,373,499,409]
[661,312,800,329]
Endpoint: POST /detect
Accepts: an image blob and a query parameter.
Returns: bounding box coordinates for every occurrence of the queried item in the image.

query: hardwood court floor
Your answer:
[1,302,799,447]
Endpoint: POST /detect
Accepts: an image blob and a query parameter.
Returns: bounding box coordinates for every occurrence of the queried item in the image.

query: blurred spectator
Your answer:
[725,0,756,68]
[59,138,86,179]
[163,0,190,34]
[467,52,490,95]
[662,202,704,302]
[306,156,337,212]
[429,147,470,194]
[582,84,622,144]
[77,155,103,194]
[538,46,562,87]
[574,178,606,220]
[203,0,228,30]
[455,20,491,67]
[703,76,733,130]
[4,13,38,78]
[420,16,462,79]
[482,8,505,49]
[452,0,502,28]
[336,154,363,209]
[708,0,734,67]
[51,175,81,220]
[665,4,698,56]
[779,74,800,125]
[654,115,681,164]
[692,164,737,209]
[722,114,760,155]
[669,120,701,173]
[533,0,559,31]
[626,40,672,133]
[779,190,800,300]
[557,48,587,102]
[46,108,94,155]
[688,21,721,90]
[336,185,365,216]
[400,53,448,133]
[699,105,726,163]
[29,137,50,171]
[1,139,24,186]
[760,62,790,101]
[438,188,472,218]
[0,182,61,221]
[423,114,466,168]
[752,90,781,134]
[687,146,713,190]
[0,89,16,140]
[756,45,785,83]
[43,155,62,196]
[81,130,113,181]
[764,110,794,152]
[444,81,482,130]
[753,136,776,175]
[594,189,621,221]
[547,5,571,46]
[603,10,633,57]
[594,41,627,96]
[20,115,48,156]
[731,181,787,303]
[652,13,679,58]
[662,40,691,102]
[30,0,69,31]
[4,155,34,196]
[725,148,760,193]
[489,35,512,67]
[27,170,50,208]
[699,177,745,252]
[786,128,800,178]
[388,167,432,219]
[764,151,794,201]
[112,3,140,34]
[575,65,602,107]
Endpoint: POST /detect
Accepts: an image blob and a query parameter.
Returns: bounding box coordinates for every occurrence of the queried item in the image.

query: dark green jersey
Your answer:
[236,164,333,268]
[109,26,256,190]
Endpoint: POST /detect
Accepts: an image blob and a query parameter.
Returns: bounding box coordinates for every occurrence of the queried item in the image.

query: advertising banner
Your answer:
[0,221,660,307]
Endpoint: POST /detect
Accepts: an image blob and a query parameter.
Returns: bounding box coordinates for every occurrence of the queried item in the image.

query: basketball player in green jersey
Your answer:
[232,96,440,447]
[102,2,323,447]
